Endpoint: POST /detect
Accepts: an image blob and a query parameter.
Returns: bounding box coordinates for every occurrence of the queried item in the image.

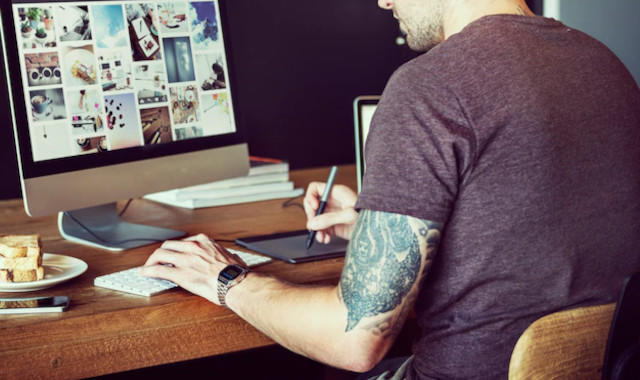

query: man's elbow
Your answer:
[339,336,392,373]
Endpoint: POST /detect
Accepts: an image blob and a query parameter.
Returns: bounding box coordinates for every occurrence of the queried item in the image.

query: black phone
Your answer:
[0,296,69,314]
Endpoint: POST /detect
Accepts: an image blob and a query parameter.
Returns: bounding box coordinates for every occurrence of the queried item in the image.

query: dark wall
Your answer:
[0,51,21,200]
[224,0,415,168]
[0,0,413,200]
[526,0,543,15]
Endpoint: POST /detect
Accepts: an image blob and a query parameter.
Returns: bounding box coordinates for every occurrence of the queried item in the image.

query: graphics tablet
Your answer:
[236,230,348,264]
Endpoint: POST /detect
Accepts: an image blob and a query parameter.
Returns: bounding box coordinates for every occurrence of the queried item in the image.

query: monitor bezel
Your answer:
[353,95,379,193]
[1,0,246,180]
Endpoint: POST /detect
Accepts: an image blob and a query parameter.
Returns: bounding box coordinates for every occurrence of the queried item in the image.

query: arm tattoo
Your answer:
[339,210,442,333]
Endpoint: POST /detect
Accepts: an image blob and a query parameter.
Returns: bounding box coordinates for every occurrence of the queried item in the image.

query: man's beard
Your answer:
[405,20,444,53]
[401,1,445,53]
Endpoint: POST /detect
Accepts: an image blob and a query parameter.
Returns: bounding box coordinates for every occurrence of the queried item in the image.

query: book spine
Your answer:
[191,188,304,208]
[175,172,289,194]
[175,181,294,201]
[145,188,304,209]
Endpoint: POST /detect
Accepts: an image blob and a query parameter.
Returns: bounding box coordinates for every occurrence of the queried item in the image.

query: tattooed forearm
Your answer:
[339,210,442,333]
[361,282,420,337]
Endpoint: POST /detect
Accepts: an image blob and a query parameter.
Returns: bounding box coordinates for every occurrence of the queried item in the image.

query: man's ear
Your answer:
[378,0,394,11]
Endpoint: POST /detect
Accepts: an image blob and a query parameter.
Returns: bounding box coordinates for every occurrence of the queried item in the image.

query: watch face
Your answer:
[221,265,242,280]
[219,264,246,284]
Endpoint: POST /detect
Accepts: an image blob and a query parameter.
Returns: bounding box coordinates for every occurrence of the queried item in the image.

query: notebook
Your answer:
[353,96,380,193]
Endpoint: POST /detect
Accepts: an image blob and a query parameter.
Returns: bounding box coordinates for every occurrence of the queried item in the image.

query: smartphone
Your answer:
[0,296,69,314]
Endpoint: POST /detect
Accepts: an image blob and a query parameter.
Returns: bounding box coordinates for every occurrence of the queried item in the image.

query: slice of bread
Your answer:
[0,234,42,258]
[0,255,43,270]
[0,267,45,282]
[0,234,44,282]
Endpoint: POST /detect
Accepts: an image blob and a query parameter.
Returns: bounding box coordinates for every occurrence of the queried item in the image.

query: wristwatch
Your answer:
[217,264,249,308]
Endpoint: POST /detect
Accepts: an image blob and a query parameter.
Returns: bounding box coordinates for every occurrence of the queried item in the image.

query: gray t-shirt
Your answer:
[356,15,640,379]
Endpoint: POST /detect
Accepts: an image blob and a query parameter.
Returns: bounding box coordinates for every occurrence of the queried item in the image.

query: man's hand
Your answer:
[303,182,358,243]
[139,234,246,305]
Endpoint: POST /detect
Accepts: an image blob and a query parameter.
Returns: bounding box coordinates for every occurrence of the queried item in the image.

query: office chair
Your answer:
[508,271,640,380]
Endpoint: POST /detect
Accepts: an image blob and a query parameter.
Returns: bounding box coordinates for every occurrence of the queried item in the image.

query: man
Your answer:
[141,0,640,378]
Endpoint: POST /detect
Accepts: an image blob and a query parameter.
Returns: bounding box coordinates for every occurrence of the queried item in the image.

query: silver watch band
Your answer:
[217,264,249,308]
[217,282,230,308]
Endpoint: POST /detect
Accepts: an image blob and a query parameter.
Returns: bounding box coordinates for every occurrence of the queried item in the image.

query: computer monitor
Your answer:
[0,0,249,251]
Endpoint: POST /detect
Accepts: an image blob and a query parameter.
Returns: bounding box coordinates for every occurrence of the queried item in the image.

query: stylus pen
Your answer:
[306,165,339,250]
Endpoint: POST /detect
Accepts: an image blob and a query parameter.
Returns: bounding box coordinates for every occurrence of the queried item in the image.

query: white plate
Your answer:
[0,254,88,292]
[63,48,97,86]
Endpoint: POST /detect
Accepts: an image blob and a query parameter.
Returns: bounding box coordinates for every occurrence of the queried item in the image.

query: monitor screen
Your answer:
[1,0,249,250]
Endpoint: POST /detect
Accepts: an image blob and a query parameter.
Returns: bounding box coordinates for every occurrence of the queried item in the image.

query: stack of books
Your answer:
[144,156,304,209]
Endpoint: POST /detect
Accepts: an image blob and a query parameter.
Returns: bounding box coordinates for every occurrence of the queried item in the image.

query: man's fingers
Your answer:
[303,182,325,218]
[160,235,224,263]
[143,247,189,267]
[330,184,358,208]
[160,239,204,254]
[307,208,358,231]
[314,229,334,244]
[139,263,178,282]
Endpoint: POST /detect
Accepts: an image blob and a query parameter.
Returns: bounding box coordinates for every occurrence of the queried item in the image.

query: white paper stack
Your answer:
[144,157,303,209]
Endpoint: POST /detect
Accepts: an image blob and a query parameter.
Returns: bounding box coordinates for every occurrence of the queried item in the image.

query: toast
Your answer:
[0,267,45,282]
[0,234,42,258]
[0,255,43,270]
[0,234,44,283]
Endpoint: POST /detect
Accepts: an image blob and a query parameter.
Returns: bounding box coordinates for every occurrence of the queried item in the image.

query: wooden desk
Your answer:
[0,165,356,379]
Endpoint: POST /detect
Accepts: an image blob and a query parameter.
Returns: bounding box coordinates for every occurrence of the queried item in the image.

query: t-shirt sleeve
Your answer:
[355,61,476,224]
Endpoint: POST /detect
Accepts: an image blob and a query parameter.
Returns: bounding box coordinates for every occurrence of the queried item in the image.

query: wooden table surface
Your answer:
[0,164,356,379]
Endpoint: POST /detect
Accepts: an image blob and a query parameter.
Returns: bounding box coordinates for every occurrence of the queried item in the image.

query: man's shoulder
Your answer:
[386,53,448,94]
[387,22,496,87]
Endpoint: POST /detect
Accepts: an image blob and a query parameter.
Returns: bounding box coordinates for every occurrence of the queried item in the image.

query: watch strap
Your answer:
[217,264,248,308]
[217,282,230,308]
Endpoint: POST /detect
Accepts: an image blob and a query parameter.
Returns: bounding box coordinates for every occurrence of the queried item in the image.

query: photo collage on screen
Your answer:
[13,1,236,162]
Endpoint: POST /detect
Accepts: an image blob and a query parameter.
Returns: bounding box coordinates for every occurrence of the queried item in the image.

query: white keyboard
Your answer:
[94,248,272,297]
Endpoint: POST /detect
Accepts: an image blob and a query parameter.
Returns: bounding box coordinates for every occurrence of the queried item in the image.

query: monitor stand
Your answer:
[58,203,186,252]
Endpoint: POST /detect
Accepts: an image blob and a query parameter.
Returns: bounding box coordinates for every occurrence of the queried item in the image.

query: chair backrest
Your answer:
[508,303,616,379]
[602,271,640,380]
[509,271,640,380]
